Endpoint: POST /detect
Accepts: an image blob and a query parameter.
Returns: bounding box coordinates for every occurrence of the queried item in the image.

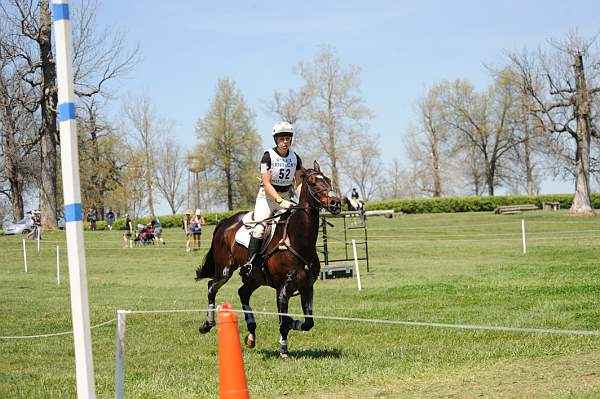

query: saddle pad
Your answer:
[234,211,279,248]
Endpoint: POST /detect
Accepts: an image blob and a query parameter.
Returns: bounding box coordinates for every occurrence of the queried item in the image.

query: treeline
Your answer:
[1,1,599,227]
[368,193,600,214]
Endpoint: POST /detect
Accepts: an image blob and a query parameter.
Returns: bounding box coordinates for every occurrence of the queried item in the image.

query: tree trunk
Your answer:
[571,126,593,214]
[0,81,25,220]
[524,136,534,196]
[225,168,233,211]
[570,53,594,215]
[39,0,58,228]
[431,140,442,197]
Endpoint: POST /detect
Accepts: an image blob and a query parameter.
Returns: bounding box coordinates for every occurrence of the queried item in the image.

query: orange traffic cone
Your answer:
[218,303,249,399]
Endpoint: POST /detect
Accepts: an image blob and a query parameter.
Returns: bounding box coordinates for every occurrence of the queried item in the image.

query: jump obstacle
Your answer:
[318,210,370,277]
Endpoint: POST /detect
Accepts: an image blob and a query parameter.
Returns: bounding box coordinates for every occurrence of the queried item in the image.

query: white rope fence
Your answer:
[2,306,600,340]
[0,319,116,340]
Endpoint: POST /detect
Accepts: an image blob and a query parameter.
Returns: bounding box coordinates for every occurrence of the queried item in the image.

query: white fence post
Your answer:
[115,310,127,399]
[22,239,28,273]
[53,0,96,397]
[56,245,60,285]
[352,240,362,291]
[521,219,527,255]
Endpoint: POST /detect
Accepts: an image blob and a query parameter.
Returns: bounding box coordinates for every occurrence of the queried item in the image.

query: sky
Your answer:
[92,0,600,212]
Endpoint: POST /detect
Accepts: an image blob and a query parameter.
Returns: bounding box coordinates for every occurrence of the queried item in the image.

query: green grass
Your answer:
[1,210,600,398]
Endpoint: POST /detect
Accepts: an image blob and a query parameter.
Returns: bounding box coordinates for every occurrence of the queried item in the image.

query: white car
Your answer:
[3,218,34,235]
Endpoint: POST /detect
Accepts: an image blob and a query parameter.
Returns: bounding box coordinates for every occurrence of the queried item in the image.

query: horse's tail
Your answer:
[195,218,228,280]
[195,245,215,280]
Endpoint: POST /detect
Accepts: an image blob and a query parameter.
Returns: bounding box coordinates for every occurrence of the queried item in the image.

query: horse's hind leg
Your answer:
[238,280,260,348]
[199,266,234,333]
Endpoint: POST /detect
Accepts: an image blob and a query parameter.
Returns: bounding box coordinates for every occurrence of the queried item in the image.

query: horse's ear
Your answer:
[296,167,307,181]
[313,160,321,171]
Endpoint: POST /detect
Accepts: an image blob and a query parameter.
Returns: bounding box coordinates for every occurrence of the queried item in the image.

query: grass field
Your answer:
[1,210,600,398]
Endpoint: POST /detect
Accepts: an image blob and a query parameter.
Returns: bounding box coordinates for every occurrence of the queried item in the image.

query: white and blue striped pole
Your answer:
[52,1,96,398]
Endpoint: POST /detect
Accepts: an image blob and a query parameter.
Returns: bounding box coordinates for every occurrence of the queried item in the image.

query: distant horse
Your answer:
[341,196,365,213]
[196,161,341,357]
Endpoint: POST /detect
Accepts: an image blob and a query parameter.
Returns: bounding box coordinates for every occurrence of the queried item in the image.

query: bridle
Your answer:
[301,170,336,212]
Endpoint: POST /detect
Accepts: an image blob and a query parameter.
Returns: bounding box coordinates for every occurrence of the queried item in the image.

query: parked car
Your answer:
[3,217,34,235]
[58,217,65,229]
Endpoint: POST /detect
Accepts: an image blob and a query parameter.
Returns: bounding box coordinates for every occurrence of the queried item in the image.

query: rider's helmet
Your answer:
[272,121,294,144]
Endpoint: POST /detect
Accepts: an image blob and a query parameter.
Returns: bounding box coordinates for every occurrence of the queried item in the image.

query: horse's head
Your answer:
[299,161,341,215]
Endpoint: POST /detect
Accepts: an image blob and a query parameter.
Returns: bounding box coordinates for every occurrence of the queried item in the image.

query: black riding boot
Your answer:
[239,236,263,278]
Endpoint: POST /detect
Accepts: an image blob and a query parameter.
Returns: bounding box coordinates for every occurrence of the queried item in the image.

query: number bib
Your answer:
[267,149,298,186]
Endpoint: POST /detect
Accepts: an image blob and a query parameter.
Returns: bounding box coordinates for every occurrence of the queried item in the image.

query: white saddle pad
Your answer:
[234,211,280,248]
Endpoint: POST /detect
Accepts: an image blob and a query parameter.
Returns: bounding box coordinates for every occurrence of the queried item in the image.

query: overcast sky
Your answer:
[94,1,599,208]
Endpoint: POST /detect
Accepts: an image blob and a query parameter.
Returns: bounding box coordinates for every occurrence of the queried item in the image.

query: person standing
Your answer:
[27,210,42,240]
[122,213,133,248]
[183,210,193,252]
[106,208,116,231]
[239,121,301,278]
[190,209,205,251]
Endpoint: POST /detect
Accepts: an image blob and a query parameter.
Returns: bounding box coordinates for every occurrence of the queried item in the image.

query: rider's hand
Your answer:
[280,199,293,209]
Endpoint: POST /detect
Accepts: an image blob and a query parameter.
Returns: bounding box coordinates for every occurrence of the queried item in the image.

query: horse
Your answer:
[341,196,365,213]
[195,161,341,357]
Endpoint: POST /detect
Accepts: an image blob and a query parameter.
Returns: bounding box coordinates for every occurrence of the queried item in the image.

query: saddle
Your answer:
[234,211,281,251]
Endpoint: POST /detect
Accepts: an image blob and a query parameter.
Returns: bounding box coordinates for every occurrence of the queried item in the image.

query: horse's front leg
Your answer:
[276,271,297,358]
[238,280,260,348]
[292,286,314,332]
[199,265,234,333]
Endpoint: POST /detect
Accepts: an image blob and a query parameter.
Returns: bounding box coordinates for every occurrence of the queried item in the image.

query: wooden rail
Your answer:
[494,204,539,215]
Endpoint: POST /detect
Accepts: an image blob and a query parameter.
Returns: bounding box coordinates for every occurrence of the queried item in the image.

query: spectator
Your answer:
[183,210,193,252]
[106,208,116,231]
[123,213,133,248]
[190,209,205,251]
[150,217,165,245]
[86,209,97,231]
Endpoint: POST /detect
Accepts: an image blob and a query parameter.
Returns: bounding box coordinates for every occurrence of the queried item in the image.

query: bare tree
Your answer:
[509,32,600,214]
[342,136,381,201]
[122,93,166,218]
[269,88,311,126]
[442,76,519,196]
[0,41,38,220]
[0,0,137,227]
[155,142,185,214]
[295,46,373,193]
[405,83,456,197]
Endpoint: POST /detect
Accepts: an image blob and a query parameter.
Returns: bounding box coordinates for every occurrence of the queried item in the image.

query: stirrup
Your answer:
[239,262,252,278]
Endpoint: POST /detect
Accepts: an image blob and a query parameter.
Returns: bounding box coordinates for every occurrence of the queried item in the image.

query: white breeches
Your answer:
[251,187,293,239]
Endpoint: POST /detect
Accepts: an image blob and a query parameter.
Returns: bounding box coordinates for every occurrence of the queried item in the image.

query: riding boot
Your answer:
[239,236,263,278]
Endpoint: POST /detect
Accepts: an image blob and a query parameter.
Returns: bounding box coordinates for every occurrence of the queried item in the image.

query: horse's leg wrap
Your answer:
[291,320,304,331]
[279,336,289,358]
[207,303,215,325]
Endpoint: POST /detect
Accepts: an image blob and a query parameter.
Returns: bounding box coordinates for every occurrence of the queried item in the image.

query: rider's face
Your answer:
[276,135,292,151]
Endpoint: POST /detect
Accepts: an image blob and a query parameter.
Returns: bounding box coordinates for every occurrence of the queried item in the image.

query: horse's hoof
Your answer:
[198,322,214,334]
[244,334,255,349]
[279,352,289,359]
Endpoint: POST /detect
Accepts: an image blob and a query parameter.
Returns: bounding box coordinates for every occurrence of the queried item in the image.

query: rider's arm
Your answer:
[261,171,283,203]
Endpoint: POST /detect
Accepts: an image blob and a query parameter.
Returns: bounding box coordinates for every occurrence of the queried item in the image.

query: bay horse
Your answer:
[195,161,341,357]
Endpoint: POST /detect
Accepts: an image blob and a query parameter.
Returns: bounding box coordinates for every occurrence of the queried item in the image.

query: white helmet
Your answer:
[272,121,294,137]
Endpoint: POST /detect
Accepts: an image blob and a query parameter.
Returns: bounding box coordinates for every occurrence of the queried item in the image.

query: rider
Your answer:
[351,188,359,200]
[239,121,302,278]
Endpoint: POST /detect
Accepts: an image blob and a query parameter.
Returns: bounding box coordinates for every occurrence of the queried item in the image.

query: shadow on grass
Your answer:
[258,348,342,359]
